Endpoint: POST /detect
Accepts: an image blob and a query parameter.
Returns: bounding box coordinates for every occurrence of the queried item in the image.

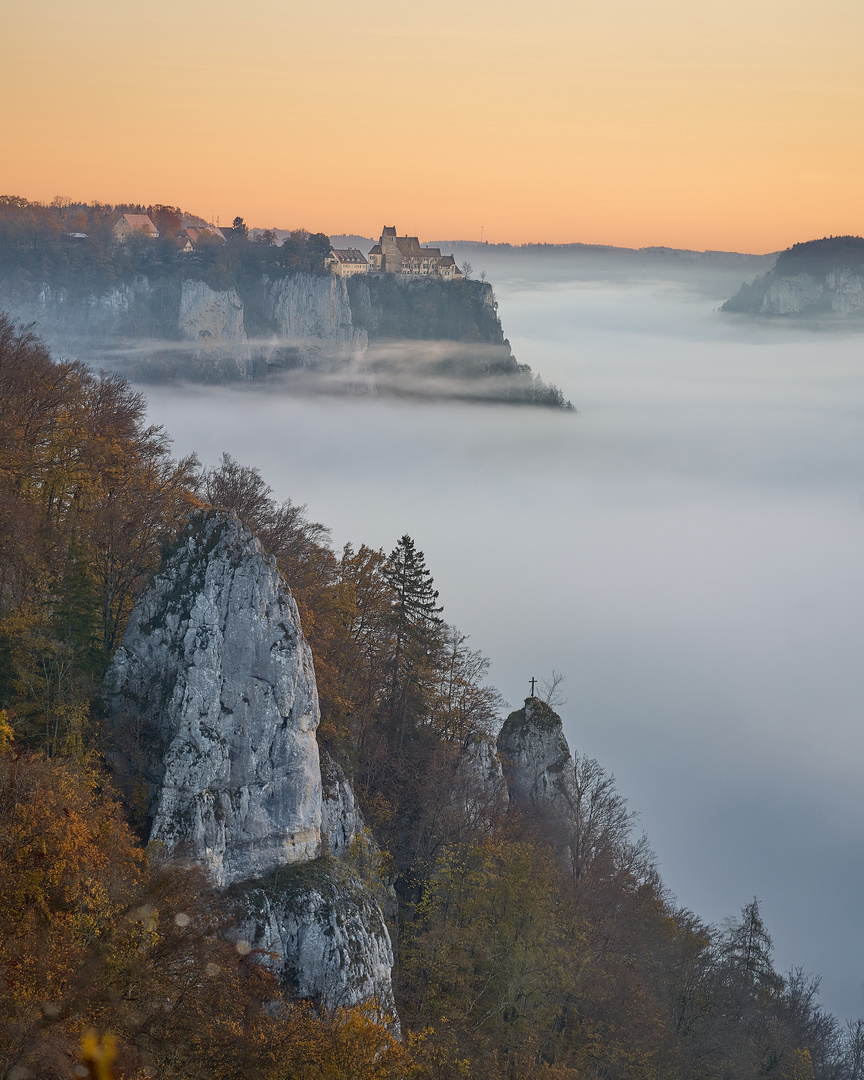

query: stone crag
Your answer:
[0,271,369,382]
[231,858,398,1027]
[265,272,367,371]
[496,697,581,866]
[106,510,397,1018]
[0,266,570,404]
[106,510,322,887]
[178,279,250,379]
[723,236,864,318]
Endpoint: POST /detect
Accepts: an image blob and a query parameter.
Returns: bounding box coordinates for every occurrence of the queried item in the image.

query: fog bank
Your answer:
[143,265,864,1020]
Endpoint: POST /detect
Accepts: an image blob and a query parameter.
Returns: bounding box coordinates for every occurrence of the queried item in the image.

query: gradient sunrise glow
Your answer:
[4,0,863,251]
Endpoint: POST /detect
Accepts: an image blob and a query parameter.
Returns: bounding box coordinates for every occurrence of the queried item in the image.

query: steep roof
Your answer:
[115,213,158,237]
[184,225,225,245]
[330,248,368,264]
[394,235,441,257]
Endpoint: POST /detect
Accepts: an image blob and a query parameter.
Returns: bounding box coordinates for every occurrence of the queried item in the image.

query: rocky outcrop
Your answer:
[497,698,582,866]
[454,733,508,828]
[232,859,398,1027]
[106,510,398,1020]
[497,698,578,814]
[106,511,322,887]
[722,236,864,318]
[10,277,159,348]
[320,751,364,858]
[265,273,367,369]
[824,270,864,314]
[760,273,825,315]
[730,269,864,316]
[178,279,250,379]
[756,270,864,316]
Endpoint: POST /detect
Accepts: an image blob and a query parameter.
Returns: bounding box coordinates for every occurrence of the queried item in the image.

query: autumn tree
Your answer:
[0,316,199,751]
[146,204,183,238]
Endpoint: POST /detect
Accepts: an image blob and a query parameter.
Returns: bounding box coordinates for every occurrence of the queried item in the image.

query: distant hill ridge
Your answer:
[331,235,772,263]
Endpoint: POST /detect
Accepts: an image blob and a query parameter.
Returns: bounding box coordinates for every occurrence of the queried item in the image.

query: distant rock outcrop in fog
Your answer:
[723,236,864,317]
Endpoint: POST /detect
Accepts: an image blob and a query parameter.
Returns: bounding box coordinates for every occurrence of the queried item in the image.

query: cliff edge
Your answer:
[722,236,864,318]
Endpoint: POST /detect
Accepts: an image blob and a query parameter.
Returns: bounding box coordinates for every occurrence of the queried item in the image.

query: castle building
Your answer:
[366,227,463,280]
[326,248,369,277]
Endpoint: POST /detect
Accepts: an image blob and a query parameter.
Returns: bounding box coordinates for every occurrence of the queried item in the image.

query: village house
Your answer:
[177,224,226,252]
[326,248,369,277]
[113,213,159,241]
[365,227,463,280]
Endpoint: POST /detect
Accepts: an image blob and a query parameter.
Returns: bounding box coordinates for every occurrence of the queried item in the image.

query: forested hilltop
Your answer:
[722,236,864,318]
[1,312,860,1080]
[0,196,571,408]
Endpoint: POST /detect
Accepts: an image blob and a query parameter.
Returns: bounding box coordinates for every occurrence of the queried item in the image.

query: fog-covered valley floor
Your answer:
[143,262,864,1021]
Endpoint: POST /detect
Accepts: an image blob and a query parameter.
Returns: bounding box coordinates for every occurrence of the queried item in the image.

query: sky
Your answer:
[4,0,864,251]
[140,260,864,1021]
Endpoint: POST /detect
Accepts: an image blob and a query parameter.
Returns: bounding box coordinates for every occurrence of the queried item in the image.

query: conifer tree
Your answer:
[722,897,781,995]
[383,535,443,744]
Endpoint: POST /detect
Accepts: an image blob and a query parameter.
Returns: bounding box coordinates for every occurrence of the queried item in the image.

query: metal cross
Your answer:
[530,677,536,697]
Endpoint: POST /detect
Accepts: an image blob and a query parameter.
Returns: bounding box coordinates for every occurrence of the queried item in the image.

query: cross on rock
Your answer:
[530,677,536,697]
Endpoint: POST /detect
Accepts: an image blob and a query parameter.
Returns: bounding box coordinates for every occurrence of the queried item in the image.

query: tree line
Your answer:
[1,311,862,1079]
[0,195,331,296]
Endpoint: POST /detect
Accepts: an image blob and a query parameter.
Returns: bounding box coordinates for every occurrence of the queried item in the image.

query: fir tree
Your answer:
[383,535,443,743]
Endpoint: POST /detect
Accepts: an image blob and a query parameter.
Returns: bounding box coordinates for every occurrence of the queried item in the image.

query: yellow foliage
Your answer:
[265,1003,406,1080]
[0,711,13,754]
[79,1028,117,1080]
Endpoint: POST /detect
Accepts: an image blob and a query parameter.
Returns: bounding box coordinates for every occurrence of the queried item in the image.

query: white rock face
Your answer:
[107,510,399,1022]
[761,273,824,315]
[30,277,153,342]
[454,733,509,827]
[233,861,398,1027]
[178,279,251,379]
[496,697,587,870]
[265,273,368,369]
[497,698,578,814]
[826,270,864,314]
[107,511,321,887]
[320,751,364,858]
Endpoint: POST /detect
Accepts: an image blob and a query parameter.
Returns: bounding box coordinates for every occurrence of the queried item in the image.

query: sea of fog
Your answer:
[142,262,864,1022]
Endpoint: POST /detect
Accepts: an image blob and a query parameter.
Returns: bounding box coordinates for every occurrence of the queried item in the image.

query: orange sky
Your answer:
[4,0,863,252]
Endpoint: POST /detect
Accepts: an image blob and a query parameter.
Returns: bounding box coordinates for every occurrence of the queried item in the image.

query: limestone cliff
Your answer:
[12,276,161,349]
[454,733,508,828]
[231,859,398,1027]
[265,272,367,370]
[178,279,250,379]
[0,271,368,381]
[320,750,364,858]
[723,236,864,318]
[106,510,322,887]
[106,510,398,1019]
[346,273,573,407]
